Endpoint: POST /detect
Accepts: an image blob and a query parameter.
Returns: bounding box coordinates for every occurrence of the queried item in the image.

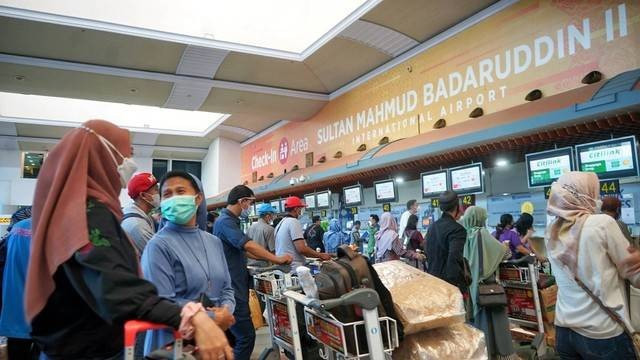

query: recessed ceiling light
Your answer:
[502,193,510,196]
[496,159,509,167]
[396,177,404,183]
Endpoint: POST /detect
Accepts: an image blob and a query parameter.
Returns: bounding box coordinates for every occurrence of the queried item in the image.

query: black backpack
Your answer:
[314,245,403,355]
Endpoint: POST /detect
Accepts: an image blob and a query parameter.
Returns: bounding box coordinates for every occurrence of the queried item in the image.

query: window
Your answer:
[152,159,169,180]
[172,160,202,179]
[22,152,45,178]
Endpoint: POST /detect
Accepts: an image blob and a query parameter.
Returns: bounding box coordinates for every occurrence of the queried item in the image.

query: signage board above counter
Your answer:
[343,184,363,206]
[449,163,484,195]
[576,136,639,180]
[315,191,331,210]
[526,147,575,188]
[374,179,398,204]
[421,170,448,198]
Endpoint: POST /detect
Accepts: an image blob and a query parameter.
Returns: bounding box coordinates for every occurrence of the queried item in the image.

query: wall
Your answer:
[202,137,242,199]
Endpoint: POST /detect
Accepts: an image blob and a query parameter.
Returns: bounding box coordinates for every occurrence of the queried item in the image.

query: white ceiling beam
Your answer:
[338,20,418,58]
[0,53,330,102]
[329,0,518,100]
[0,134,209,154]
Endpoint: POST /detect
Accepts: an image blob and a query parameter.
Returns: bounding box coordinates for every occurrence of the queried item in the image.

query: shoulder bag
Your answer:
[476,232,507,308]
[572,274,640,359]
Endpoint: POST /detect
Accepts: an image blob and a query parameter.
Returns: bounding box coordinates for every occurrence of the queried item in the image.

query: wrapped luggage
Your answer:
[392,323,487,360]
[373,260,465,335]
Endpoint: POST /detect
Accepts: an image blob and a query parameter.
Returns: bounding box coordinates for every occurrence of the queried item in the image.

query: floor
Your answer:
[251,327,282,360]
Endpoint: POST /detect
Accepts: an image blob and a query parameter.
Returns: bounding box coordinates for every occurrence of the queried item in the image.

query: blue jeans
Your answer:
[230,303,256,360]
[556,326,636,359]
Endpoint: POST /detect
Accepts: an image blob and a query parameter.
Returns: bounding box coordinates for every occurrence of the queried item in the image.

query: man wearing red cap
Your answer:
[275,196,331,273]
[121,172,160,255]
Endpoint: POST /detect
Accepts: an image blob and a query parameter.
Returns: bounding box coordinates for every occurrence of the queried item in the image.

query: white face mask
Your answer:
[93,130,138,188]
[595,199,603,214]
[145,193,160,209]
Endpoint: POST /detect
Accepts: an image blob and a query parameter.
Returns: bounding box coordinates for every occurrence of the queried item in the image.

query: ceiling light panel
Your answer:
[0,92,229,135]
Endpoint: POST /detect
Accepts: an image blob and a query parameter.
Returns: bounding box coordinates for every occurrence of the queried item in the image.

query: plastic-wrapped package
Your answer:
[393,323,488,360]
[373,260,465,334]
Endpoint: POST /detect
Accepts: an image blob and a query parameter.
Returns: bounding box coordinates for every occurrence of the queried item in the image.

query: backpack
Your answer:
[314,245,403,355]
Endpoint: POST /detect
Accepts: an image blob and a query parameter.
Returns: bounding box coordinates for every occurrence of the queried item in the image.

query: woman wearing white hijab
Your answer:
[547,171,640,359]
[375,212,425,263]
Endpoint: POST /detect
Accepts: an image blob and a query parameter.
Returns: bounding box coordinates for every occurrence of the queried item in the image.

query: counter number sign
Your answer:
[350,207,358,215]
[462,194,475,206]
[544,186,552,200]
[600,179,620,195]
[321,210,327,217]
[382,203,391,212]
[430,198,440,208]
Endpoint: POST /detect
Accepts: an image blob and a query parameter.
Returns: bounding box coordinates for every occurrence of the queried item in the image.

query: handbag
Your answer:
[572,274,640,359]
[476,232,507,307]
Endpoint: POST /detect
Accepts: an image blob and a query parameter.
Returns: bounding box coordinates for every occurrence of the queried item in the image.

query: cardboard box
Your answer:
[504,284,557,324]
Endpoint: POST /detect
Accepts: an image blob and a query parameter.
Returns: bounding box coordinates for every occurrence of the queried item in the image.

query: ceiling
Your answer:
[0,0,497,151]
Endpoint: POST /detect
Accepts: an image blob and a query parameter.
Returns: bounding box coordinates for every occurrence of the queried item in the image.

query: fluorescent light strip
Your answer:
[0,92,229,136]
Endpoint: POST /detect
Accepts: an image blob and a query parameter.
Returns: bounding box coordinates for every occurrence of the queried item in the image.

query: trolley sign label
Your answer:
[270,300,294,345]
[255,278,273,296]
[305,312,344,353]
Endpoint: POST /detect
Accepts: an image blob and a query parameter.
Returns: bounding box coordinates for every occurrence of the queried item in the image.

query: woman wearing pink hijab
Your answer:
[546,171,640,359]
[375,212,425,263]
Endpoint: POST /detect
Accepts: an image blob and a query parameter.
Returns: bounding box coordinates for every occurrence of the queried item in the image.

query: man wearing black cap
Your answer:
[425,191,468,292]
[214,185,292,360]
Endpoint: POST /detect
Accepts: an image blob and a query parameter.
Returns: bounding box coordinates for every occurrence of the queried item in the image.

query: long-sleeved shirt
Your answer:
[31,199,182,360]
[142,222,235,353]
[426,213,468,291]
[246,218,275,267]
[549,214,640,339]
[120,203,155,255]
[0,218,32,339]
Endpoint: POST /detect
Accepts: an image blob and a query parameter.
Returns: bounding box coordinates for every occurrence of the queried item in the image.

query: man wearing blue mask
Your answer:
[215,185,292,360]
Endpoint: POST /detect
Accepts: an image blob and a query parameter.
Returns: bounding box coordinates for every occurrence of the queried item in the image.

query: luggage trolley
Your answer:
[251,264,304,360]
[498,255,547,358]
[283,288,399,360]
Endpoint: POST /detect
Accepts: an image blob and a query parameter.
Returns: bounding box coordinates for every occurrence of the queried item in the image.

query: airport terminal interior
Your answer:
[0,1,639,359]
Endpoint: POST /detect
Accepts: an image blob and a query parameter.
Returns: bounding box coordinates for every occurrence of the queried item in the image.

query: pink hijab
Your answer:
[546,171,599,274]
[376,212,398,259]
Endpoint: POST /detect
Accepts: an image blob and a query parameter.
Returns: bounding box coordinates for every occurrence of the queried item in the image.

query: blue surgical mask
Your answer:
[161,195,197,225]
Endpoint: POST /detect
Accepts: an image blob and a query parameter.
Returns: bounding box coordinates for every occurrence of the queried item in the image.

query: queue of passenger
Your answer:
[0,119,639,359]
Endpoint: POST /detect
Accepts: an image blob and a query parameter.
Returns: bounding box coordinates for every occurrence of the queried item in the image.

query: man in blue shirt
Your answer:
[214,185,292,360]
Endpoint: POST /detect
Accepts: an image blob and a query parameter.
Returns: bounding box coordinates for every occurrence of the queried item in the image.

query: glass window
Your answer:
[172,160,202,179]
[152,159,169,180]
[22,152,45,179]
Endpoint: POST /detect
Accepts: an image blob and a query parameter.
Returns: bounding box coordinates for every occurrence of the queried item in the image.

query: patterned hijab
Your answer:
[546,171,599,274]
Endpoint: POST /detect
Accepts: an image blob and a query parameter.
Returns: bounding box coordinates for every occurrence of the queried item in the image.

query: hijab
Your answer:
[376,213,399,259]
[1,207,32,243]
[546,171,599,274]
[463,206,507,316]
[25,120,131,321]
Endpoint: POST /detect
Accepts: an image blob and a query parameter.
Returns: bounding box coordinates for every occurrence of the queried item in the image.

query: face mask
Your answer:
[299,208,306,217]
[240,200,252,218]
[145,193,160,209]
[88,127,137,188]
[161,195,197,225]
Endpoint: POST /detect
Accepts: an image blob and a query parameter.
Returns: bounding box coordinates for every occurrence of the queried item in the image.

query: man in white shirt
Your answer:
[398,199,419,239]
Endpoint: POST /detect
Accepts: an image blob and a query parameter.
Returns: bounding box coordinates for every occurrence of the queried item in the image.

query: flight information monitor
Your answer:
[576,136,639,180]
[304,194,316,210]
[270,200,281,213]
[374,179,397,203]
[315,191,331,209]
[525,147,574,188]
[343,184,363,206]
[449,163,484,195]
[421,170,448,198]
